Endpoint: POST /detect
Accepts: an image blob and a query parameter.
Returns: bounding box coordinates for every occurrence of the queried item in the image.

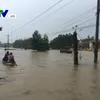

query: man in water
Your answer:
[2,51,9,62]
[8,52,17,66]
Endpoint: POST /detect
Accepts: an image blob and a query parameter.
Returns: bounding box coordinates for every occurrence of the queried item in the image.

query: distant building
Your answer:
[78,40,100,51]
[89,40,100,51]
[78,41,89,49]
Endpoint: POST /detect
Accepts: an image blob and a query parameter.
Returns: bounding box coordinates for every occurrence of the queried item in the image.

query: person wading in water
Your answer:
[8,52,17,66]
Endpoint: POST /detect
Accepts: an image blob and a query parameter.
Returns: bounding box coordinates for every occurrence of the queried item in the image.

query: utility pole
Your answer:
[7,34,9,50]
[0,27,2,31]
[72,25,78,65]
[11,26,13,48]
[94,0,100,63]
[73,31,78,65]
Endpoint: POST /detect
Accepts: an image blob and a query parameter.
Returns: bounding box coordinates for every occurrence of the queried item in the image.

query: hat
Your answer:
[10,51,13,54]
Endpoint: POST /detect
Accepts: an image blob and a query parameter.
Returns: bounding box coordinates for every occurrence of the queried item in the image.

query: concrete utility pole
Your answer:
[94,0,100,63]
[73,31,78,65]
[7,34,9,50]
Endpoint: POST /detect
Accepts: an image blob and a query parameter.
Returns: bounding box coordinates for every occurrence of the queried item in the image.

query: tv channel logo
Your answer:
[0,9,16,19]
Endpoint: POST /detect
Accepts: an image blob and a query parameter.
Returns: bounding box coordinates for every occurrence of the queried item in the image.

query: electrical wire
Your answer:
[61,13,96,30]
[55,15,96,33]
[13,0,63,33]
[60,17,95,32]
[38,0,76,21]
[46,7,96,34]
[51,17,96,35]
[77,17,95,26]
[23,0,76,29]
[53,24,97,35]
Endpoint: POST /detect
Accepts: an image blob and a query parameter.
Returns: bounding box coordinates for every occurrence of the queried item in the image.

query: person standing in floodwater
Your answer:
[2,51,9,62]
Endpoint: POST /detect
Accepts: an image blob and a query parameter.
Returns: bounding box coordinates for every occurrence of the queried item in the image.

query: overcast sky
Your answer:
[0,0,97,43]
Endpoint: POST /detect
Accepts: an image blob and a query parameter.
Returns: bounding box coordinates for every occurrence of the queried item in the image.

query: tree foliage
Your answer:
[13,31,95,51]
[81,35,94,42]
[50,33,73,49]
[32,30,49,51]
[13,30,49,51]
[13,38,32,49]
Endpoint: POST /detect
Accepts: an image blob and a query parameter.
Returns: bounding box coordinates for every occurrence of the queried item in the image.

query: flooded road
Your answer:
[0,49,100,100]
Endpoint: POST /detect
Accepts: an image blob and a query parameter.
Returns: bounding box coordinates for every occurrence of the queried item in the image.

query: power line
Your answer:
[38,0,76,21]
[67,17,96,38]
[61,13,96,30]
[77,33,83,40]
[25,0,76,28]
[13,0,63,33]
[77,17,95,26]
[0,0,75,29]
[62,16,96,36]
[47,7,96,34]
[53,24,97,35]
[60,16,95,32]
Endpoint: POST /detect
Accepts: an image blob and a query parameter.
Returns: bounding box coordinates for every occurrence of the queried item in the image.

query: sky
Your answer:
[0,0,97,43]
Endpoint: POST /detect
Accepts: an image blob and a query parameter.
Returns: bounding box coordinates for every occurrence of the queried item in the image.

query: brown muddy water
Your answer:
[0,49,100,100]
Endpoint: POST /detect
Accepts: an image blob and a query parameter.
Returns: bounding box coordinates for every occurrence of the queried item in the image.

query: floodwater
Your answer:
[0,49,100,100]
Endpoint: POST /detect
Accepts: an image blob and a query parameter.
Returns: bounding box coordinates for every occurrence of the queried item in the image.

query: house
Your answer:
[78,41,89,49]
[78,40,100,51]
[89,40,100,51]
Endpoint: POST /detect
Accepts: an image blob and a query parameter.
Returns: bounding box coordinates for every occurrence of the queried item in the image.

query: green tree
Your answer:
[82,35,94,42]
[50,33,73,49]
[43,34,49,50]
[32,31,49,51]
[32,30,41,50]
[13,30,50,51]
[13,38,32,49]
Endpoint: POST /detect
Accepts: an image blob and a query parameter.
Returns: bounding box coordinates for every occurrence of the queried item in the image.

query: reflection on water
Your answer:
[69,67,79,100]
[90,64,100,100]
[0,50,100,100]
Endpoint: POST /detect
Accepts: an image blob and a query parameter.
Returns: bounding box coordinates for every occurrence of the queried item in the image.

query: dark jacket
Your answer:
[3,53,9,62]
